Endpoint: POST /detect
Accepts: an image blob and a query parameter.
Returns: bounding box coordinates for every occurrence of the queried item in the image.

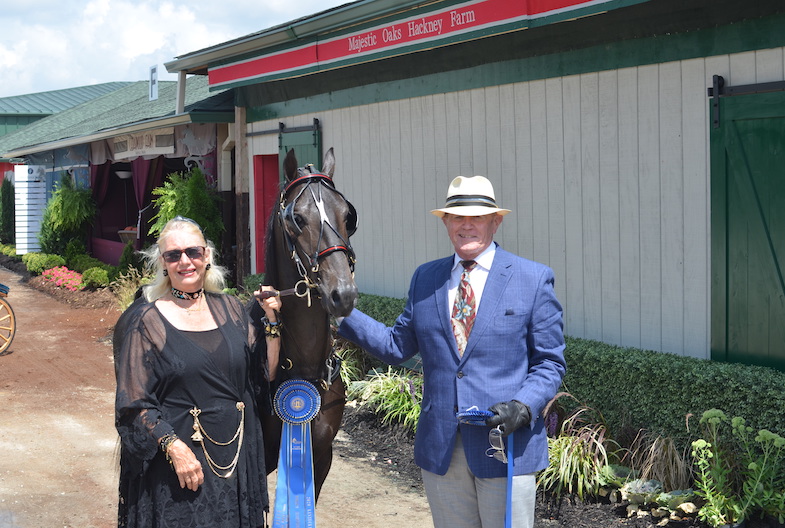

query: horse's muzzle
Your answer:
[320,281,358,318]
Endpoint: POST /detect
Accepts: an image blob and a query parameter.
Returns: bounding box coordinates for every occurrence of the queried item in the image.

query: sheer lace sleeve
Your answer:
[113,298,174,464]
[245,296,273,412]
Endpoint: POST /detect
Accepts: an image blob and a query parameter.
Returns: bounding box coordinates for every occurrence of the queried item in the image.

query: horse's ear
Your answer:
[283,149,298,181]
[322,148,335,178]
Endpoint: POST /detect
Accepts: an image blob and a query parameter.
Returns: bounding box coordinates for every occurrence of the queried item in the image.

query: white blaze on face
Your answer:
[311,187,333,229]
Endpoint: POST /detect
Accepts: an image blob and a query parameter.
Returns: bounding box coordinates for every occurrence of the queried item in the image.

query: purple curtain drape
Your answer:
[131,157,151,210]
[90,161,112,207]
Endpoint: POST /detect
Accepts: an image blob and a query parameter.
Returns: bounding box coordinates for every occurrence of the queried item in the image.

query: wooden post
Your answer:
[234,106,251,284]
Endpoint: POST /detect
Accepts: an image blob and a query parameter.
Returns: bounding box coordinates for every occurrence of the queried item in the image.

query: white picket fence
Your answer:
[14,165,46,255]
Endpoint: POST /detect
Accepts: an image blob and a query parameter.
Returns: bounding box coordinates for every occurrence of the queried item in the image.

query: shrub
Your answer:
[0,178,15,244]
[81,267,110,289]
[23,253,66,275]
[68,254,105,273]
[117,241,145,275]
[242,273,265,294]
[63,240,87,269]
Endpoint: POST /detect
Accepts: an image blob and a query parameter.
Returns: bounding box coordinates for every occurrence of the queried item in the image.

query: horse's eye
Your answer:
[283,204,304,235]
[293,214,304,227]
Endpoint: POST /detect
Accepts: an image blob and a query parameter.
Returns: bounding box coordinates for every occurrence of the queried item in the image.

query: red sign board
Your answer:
[209,0,624,88]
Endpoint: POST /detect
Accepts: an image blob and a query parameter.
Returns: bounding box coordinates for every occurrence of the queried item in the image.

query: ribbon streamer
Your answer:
[273,379,321,528]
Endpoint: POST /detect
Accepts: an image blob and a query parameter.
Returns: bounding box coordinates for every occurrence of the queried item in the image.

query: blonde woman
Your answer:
[114,216,280,528]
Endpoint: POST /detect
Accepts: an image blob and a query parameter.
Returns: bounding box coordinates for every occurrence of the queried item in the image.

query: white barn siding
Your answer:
[247,47,785,359]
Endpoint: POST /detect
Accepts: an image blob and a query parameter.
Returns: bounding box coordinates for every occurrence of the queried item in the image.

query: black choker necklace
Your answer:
[171,287,204,300]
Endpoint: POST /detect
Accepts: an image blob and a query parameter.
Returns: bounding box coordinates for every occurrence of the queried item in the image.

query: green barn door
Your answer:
[711,90,785,371]
[278,120,322,178]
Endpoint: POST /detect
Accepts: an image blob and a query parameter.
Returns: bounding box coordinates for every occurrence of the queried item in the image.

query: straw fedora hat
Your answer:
[430,175,511,217]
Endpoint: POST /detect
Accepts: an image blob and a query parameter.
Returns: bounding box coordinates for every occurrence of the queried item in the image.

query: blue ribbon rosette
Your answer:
[273,379,321,528]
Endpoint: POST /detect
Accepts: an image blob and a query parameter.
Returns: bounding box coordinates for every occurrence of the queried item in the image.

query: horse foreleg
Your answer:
[311,379,347,500]
[262,412,283,475]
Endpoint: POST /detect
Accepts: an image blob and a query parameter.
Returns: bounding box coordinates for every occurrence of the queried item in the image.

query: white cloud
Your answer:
[0,0,350,97]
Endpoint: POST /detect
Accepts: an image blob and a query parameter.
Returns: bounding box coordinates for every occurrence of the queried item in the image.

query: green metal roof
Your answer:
[0,82,132,116]
[0,76,234,158]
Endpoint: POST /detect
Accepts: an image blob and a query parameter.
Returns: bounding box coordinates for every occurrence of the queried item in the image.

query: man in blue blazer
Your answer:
[337,175,566,527]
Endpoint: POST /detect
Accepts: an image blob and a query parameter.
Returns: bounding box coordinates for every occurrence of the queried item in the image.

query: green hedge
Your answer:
[563,337,785,448]
[356,293,406,326]
[350,293,785,449]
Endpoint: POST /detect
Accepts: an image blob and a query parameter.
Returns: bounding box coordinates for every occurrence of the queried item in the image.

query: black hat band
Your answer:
[445,194,498,208]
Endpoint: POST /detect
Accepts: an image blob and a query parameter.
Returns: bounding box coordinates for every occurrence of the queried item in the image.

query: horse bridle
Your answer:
[277,164,357,307]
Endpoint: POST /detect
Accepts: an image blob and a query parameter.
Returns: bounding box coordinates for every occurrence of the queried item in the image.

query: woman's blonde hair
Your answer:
[140,216,227,302]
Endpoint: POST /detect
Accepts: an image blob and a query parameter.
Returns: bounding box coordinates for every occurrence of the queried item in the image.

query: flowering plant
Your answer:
[691,409,785,527]
[42,266,84,292]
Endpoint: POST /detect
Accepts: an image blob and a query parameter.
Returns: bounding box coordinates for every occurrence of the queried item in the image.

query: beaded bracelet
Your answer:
[160,433,179,466]
[262,316,282,338]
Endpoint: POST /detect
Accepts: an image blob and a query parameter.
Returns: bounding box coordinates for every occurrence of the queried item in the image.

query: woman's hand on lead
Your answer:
[256,285,282,319]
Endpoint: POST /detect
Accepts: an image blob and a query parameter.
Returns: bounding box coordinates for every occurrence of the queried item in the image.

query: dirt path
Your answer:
[0,267,431,528]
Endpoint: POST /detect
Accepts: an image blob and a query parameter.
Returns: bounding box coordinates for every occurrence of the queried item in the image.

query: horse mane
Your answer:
[263,183,285,285]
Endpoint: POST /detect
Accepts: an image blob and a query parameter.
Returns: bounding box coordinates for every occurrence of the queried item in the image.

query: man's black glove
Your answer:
[485,400,532,436]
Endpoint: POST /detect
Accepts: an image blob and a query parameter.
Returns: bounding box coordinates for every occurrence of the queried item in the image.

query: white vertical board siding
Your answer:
[580,73,603,343]
[681,58,710,359]
[14,165,46,255]
[598,70,622,346]
[659,61,686,356]
[245,47,785,359]
[562,76,584,337]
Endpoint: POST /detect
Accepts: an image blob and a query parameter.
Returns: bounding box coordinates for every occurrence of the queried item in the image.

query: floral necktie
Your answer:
[451,260,477,356]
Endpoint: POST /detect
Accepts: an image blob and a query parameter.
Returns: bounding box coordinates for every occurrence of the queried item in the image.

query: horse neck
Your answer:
[272,225,333,381]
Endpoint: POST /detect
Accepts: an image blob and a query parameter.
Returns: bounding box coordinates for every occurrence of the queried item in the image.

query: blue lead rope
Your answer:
[506,432,513,528]
[456,408,514,527]
[273,380,321,528]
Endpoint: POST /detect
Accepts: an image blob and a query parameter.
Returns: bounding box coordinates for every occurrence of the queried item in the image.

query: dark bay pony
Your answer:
[260,147,358,499]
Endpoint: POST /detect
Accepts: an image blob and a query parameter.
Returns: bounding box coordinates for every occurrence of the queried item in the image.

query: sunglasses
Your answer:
[162,246,206,263]
[485,427,507,464]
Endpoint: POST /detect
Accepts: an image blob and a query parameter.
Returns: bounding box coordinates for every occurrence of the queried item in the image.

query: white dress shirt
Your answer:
[447,243,496,317]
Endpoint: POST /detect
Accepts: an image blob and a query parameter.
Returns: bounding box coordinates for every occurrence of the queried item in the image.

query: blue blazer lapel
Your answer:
[462,248,513,359]
[432,257,459,358]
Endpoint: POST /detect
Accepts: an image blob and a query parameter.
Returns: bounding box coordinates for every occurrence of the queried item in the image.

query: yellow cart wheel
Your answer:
[0,296,16,354]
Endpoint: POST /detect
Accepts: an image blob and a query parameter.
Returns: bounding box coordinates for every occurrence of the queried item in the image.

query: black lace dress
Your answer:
[114,293,269,528]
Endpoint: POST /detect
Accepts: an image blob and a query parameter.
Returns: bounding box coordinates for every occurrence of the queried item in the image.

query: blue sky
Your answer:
[0,0,350,97]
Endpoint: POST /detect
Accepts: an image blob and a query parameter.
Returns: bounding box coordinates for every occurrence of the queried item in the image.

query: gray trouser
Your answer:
[421,432,536,528]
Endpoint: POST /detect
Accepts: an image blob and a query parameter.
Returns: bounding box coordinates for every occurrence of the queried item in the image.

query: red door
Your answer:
[253,154,280,273]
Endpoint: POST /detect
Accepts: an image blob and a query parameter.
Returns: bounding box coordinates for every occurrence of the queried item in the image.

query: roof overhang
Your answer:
[165,0,426,76]
[166,0,642,90]
[1,111,232,159]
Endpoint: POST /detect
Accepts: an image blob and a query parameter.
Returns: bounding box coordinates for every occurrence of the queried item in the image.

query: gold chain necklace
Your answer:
[173,295,205,316]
